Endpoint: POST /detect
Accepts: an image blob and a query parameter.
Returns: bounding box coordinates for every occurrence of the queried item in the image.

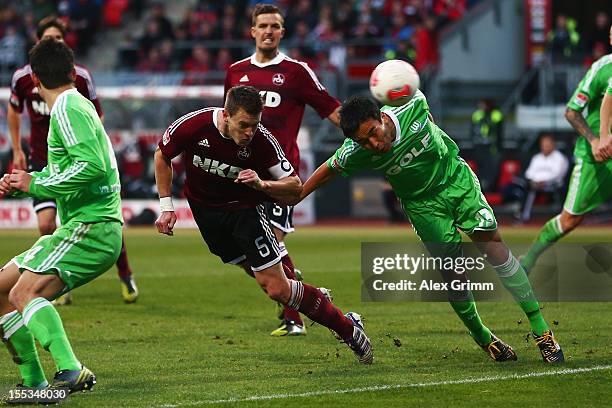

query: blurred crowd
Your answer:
[114,0,481,75]
[0,0,107,72]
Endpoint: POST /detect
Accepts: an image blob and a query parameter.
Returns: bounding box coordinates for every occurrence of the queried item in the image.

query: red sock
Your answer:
[288,280,353,341]
[116,238,132,279]
[282,254,295,273]
[281,264,303,324]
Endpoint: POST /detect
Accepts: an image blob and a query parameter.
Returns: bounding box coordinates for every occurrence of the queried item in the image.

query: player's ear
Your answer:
[280,26,285,39]
[222,109,229,122]
[251,25,257,40]
[31,72,41,88]
[70,68,76,82]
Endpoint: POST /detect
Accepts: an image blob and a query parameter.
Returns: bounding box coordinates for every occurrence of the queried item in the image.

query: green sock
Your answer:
[1,311,47,387]
[522,216,565,270]
[450,300,492,345]
[494,253,549,336]
[23,298,80,372]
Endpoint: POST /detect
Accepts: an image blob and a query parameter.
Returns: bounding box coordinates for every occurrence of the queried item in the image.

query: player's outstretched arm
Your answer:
[154,147,177,236]
[598,92,612,160]
[287,161,337,205]
[565,107,603,161]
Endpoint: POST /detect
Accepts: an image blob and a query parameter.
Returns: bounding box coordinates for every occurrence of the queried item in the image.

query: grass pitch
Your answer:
[1,226,611,407]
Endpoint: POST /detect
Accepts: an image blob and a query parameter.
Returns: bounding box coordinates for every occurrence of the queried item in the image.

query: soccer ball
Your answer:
[369,59,420,107]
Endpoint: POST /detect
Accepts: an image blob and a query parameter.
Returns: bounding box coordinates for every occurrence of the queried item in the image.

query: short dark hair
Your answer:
[36,16,67,40]
[225,85,263,117]
[339,96,381,139]
[29,38,74,89]
[251,3,284,26]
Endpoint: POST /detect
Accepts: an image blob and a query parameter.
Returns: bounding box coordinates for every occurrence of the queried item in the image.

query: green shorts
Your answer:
[564,157,612,215]
[12,221,122,292]
[401,158,497,243]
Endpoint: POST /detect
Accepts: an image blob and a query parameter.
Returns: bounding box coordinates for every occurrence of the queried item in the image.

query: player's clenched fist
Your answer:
[9,169,32,192]
[155,211,177,236]
[0,173,11,196]
[235,169,270,191]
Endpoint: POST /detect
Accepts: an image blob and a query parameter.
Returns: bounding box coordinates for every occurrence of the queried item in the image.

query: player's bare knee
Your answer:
[265,281,289,303]
[7,286,28,311]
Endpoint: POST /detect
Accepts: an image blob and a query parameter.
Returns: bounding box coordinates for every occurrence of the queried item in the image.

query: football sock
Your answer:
[287,280,354,341]
[522,215,565,271]
[23,298,80,372]
[1,311,47,387]
[281,253,294,272]
[449,300,492,345]
[493,252,549,336]
[281,263,304,325]
[116,238,133,279]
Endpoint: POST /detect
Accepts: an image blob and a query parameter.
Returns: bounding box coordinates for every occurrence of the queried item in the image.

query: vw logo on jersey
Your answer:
[272,73,285,86]
[237,146,251,160]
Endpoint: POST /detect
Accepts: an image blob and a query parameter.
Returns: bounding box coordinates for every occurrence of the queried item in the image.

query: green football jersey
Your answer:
[27,88,123,225]
[327,90,461,200]
[567,54,612,161]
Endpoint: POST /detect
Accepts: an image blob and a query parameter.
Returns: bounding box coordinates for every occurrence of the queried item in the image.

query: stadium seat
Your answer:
[104,0,130,27]
[483,160,521,206]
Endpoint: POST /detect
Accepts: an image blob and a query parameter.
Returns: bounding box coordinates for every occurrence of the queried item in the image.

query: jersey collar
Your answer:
[50,88,79,117]
[382,110,402,146]
[250,52,286,68]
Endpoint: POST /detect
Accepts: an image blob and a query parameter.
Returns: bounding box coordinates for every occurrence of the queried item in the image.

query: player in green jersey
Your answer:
[598,81,612,158]
[520,25,612,273]
[0,39,122,393]
[289,93,564,363]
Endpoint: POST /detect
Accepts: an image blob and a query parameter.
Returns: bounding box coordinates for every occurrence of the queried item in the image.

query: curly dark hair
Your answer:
[339,96,381,139]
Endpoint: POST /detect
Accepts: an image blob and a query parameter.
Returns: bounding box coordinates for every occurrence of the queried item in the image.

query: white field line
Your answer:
[156,364,612,407]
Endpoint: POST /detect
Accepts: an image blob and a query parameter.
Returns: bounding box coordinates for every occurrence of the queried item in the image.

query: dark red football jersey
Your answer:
[10,64,103,163]
[158,107,295,210]
[224,52,340,171]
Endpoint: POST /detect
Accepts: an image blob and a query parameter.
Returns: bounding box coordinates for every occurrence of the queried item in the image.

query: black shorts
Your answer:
[189,201,281,272]
[29,158,56,213]
[264,202,294,234]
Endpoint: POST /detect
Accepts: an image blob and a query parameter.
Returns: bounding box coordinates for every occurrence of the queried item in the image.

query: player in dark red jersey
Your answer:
[7,17,138,304]
[153,85,372,364]
[224,3,341,336]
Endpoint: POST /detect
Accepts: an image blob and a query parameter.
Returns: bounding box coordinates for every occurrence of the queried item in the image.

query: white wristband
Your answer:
[159,196,174,212]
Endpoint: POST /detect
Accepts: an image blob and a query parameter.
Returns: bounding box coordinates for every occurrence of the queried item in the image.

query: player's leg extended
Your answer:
[116,236,139,303]
[0,262,47,388]
[521,158,612,272]
[409,160,517,361]
[265,203,305,336]
[9,270,80,371]
[471,230,548,335]
[403,198,496,352]
[471,229,564,363]
[250,261,372,364]
[10,221,122,390]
